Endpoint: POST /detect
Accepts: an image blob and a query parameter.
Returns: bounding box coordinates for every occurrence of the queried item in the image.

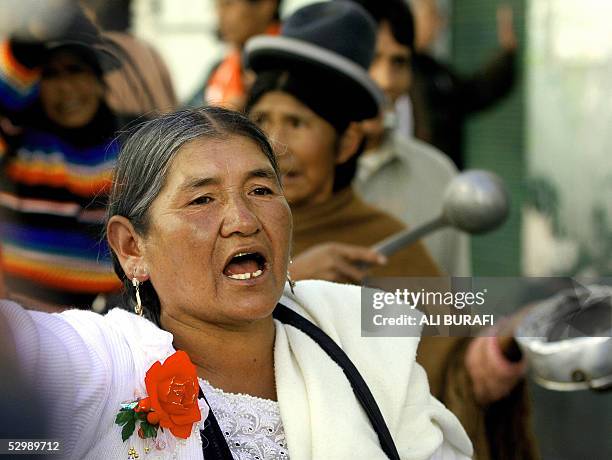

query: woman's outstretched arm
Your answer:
[0,300,113,459]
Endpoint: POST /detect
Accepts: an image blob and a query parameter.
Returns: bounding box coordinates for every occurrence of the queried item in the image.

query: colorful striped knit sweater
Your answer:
[0,40,122,308]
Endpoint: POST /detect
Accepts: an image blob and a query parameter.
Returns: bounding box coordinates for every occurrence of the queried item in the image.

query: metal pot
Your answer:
[515,285,612,391]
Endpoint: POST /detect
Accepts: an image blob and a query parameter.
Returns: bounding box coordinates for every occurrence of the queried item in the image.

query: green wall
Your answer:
[451,0,526,276]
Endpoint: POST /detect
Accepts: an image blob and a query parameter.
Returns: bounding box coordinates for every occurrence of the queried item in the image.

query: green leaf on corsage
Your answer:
[121,419,136,442]
[140,421,158,439]
[115,410,133,426]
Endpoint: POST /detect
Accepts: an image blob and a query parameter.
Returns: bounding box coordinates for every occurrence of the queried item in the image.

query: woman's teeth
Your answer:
[228,269,263,280]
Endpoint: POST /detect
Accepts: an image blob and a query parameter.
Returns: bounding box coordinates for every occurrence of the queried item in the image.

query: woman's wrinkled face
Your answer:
[40,51,103,128]
[249,91,339,208]
[143,135,292,326]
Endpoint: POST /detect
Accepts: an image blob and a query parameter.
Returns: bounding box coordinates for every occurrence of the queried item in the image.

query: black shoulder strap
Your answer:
[198,303,400,460]
[273,303,401,460]
[198,389,234,460]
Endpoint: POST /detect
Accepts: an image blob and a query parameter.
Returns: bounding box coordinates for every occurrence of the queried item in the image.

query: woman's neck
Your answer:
[162,312,278,401]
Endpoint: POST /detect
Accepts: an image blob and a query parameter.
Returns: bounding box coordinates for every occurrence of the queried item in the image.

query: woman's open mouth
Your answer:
[223,252,267,280]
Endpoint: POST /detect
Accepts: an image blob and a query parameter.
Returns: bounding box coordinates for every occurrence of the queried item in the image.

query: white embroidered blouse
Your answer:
[200,378,290,460]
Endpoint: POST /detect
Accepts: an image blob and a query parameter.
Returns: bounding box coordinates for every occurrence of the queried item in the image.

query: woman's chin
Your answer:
[219,273,284,317]
[224,297,279,323]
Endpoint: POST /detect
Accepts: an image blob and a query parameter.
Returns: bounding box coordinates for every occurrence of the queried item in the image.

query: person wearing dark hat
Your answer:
[244,2,536,460]
[0,7,139,310]
[244,1,440,284]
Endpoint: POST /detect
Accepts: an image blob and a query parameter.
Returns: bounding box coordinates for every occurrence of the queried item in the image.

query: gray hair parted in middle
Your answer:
[105,106,281,325]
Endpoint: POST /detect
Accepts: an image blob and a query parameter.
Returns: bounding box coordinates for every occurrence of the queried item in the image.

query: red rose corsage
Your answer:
[115,351,209,450]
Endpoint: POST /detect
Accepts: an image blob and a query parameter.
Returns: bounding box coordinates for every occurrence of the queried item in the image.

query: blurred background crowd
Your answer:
[0,0,610,458]
[50,0,612,281]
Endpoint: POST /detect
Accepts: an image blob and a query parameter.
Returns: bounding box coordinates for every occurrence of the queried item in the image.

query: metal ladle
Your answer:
[373,170,510,256]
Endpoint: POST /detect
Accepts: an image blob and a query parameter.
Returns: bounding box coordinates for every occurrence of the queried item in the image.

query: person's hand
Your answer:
[465,333,527,405]
[290,242,387,284]
[497,4,518,52]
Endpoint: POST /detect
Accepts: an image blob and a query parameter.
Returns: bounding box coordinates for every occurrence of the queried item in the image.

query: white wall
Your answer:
[523,0,612,276]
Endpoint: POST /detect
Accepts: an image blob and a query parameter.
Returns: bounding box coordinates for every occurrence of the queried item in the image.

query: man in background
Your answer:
[352,0,470,277]
[189,0,282,110]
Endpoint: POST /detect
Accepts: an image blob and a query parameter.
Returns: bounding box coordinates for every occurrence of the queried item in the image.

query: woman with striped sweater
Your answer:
[0,10,137,310]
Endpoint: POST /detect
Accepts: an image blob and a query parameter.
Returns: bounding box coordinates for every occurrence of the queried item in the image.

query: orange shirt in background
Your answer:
[205,23,280,110]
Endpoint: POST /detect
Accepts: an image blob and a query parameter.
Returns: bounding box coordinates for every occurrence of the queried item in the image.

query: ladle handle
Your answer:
[372,215,447,257]
[499,336,523,362]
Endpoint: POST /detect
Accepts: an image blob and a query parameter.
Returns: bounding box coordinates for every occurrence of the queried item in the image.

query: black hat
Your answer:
[43,7,121,74]
[244,0,384,121]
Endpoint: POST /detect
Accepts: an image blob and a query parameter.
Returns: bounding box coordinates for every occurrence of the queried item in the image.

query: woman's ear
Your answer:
[106,216,149,282]
[335,122,365,165]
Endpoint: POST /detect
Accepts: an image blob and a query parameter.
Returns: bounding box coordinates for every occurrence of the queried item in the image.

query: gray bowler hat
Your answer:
[244,0,384,121]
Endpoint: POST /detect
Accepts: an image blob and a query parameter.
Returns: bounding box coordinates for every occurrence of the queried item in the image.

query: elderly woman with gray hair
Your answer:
[0,106,472,459]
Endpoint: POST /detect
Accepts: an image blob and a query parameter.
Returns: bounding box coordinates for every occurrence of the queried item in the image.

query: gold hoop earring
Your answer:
[132,275,143,316]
